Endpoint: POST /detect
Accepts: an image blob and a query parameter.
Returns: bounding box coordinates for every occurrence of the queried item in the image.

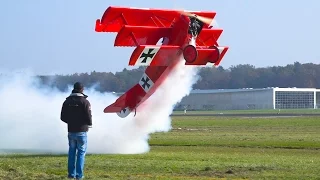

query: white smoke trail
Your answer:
[0,55,200,155]
[96,58,200,154]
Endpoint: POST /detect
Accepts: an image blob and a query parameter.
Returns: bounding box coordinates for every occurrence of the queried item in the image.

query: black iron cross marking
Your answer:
[141,76,151,90]
[121,108,127,114]
[140,48,155,63]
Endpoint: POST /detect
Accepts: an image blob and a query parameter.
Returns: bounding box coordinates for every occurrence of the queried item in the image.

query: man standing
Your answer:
[61,82,92,180]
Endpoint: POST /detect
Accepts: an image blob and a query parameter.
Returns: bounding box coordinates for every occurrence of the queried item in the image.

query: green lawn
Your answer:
[172,108,320,114]
[1,116,320,179]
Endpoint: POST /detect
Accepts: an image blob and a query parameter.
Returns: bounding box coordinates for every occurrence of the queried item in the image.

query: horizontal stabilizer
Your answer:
[115,26,171,47]
[104,84,146,113]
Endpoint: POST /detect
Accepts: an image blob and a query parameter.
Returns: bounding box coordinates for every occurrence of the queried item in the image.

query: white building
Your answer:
[175,88,320,110]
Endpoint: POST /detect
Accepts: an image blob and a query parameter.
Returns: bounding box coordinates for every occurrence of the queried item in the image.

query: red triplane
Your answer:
[95,6,228,118]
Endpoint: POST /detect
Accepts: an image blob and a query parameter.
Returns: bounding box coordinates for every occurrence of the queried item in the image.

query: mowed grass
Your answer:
[1,116,320,179]
[152,116,320,149]
[172,108,320,114]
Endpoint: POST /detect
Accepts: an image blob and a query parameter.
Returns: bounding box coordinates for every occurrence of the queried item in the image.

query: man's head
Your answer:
[73,82,84,93]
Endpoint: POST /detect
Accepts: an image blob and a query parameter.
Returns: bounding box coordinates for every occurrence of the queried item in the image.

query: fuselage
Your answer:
[104,14,199,116]
[135,15,193,111]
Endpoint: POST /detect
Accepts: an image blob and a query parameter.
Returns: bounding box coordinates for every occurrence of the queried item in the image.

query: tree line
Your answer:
[38,62,320,92]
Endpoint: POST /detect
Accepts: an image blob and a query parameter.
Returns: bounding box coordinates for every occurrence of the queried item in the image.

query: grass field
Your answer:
[1,115,320,179]
[172,108,320,115]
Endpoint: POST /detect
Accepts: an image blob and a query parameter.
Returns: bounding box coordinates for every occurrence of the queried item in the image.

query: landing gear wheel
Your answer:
[183,45,197,63]
[208,46,220,63]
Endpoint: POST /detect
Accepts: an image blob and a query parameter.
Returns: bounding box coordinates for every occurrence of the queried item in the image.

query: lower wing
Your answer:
[128,45,229,66]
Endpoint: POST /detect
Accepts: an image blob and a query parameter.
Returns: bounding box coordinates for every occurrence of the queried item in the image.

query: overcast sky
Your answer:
[1,0,319,75]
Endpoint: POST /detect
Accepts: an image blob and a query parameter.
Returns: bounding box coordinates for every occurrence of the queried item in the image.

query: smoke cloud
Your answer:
[0,57,199,154]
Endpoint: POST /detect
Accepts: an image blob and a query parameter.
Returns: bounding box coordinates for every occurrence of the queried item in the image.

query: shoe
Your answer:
[76,175,84,180]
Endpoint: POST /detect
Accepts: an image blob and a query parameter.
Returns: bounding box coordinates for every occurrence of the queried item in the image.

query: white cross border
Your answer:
[138,73,154,92]
[136,46,160,66]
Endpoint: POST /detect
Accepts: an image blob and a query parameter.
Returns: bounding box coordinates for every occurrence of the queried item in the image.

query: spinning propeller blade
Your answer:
[179,11,213,25]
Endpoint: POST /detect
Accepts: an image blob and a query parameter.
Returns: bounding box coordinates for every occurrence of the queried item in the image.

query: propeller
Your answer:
[179,11,214,25]
[171,0,219,27]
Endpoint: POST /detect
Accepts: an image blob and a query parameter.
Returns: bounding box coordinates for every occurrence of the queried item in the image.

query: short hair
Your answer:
[73,82,84,90]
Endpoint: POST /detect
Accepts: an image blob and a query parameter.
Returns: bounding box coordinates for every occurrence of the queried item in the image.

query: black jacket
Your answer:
[60,91,92,132]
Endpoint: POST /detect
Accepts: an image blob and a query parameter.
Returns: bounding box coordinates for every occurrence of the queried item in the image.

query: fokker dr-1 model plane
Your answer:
[95,6,228,118]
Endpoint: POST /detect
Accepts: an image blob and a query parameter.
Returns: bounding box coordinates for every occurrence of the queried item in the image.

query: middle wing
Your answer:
[114,25,172,47]
[114,25,224,47]
[196,29,224,47]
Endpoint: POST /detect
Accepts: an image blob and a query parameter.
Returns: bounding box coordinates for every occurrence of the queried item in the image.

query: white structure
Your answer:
[174,88,320,110]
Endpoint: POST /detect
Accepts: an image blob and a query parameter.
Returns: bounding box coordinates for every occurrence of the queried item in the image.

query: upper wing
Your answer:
[95,6,216,32]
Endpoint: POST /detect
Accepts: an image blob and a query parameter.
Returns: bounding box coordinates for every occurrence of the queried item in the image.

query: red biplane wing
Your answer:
[126,45,228,66]
[95,6,216,32]
[114,26,171,47]
[114,25,223,47]
[128,45,181,66]
[196,29,224,47]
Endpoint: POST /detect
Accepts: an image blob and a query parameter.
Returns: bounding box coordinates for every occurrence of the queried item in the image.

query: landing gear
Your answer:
[183,45,197,63]
[208,45,220,63]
